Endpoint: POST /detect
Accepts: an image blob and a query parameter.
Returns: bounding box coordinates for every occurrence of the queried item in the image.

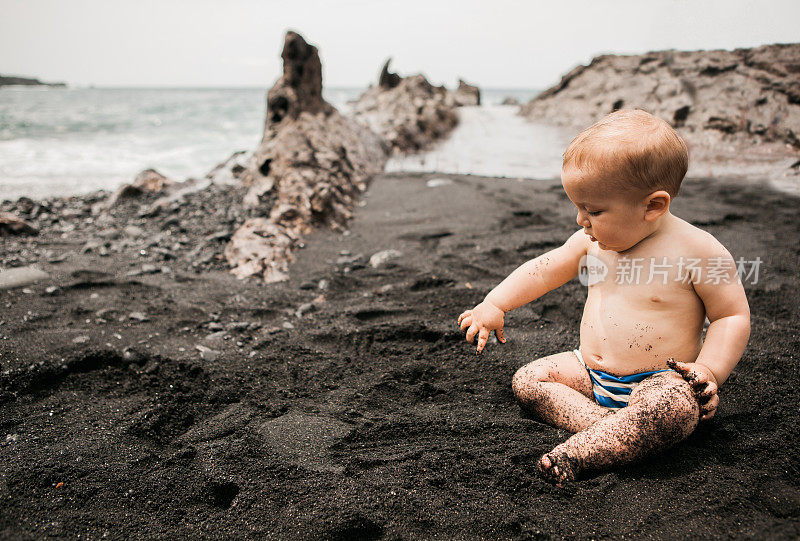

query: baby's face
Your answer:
[561,167,650,252]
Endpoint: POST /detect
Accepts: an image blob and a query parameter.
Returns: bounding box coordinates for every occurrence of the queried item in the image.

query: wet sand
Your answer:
[1,172,798,538]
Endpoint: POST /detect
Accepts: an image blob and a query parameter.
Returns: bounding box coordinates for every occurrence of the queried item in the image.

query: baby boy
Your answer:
[457,109,750,484]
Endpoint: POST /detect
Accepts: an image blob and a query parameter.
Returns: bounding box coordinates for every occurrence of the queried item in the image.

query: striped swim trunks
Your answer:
[573,349,671,408]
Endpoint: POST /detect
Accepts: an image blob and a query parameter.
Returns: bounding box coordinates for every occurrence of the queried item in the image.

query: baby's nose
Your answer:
[576,211,590,227]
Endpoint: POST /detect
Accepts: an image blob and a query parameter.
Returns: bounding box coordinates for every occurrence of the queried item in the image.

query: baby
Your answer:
[457,109,750,484]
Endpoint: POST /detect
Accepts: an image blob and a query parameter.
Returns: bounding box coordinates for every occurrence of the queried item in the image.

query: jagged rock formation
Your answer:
[454,79,481,106]
[520,43,800,152]
[378,59,401,90]
[225,31,387,282]
[349,59,459,154]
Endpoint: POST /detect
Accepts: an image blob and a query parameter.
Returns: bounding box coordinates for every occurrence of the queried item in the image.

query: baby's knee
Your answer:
[662,386,699,429]
[635,375,699,434]
[511,362,549,400]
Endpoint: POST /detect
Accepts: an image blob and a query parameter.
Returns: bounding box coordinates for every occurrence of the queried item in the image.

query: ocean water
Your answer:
[0,86,563,201]
[0,87,267,200]
[386,105,574,180]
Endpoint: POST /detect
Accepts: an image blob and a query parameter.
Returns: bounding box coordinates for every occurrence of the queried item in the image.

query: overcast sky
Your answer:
[2,0,798,89]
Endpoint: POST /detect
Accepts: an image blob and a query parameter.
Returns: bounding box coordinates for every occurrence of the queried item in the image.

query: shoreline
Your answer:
[2,101,796,203]
[3,164,798,211]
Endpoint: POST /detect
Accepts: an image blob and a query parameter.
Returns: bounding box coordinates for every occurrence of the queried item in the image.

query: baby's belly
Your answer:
[579,288,705,376]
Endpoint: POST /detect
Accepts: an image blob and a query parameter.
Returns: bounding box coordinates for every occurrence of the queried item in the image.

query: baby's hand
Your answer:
[667,358,719,421]
[457,300,507,354]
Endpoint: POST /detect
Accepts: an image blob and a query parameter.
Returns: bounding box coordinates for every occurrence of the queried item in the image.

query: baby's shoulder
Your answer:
[669,217,731,259]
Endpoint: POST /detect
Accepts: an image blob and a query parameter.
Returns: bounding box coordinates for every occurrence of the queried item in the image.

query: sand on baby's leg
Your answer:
[512,351,614,433]
[538,371,699,484]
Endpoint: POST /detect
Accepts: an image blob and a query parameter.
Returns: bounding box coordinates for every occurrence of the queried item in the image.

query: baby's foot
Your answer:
[538,446,579,486]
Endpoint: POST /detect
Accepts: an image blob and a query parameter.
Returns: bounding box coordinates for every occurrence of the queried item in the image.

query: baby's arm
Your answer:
[458,230,588,353]
[692,242,751,386]
[674,237,750,420]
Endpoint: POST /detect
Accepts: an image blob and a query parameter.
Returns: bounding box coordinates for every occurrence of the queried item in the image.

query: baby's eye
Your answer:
[587,210,603,216]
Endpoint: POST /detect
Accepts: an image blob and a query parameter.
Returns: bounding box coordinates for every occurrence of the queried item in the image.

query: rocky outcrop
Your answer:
[225,31,387,282]
[0,74,66,87]
[520,43,800,152]
[454,79,481,106]
[349,59,459,154]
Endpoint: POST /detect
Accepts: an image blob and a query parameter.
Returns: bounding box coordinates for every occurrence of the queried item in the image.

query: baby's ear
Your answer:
[644,190,671,221]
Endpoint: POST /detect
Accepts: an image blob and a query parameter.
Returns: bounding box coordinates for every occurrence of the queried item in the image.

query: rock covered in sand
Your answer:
[226,218,301,283]
[520,43,800,153]
[369,249,402,268]
[100,168,173,211]
[0,211,38,236]
[349,58,459,154]
[225,31,387,282]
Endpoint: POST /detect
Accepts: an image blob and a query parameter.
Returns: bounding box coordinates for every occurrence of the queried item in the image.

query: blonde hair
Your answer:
[562,109,689,197]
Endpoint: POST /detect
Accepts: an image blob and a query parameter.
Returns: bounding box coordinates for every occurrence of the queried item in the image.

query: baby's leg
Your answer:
[512,351,613,433]
[538,371,699,484]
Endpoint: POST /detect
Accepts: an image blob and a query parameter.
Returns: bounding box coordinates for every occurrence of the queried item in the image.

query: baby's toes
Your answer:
[538,451,577,486]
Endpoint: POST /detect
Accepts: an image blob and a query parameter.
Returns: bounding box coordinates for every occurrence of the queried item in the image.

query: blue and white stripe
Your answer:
[573,349,670,408]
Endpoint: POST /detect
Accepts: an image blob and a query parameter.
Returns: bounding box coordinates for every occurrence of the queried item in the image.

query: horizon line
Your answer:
[1,83,544,91]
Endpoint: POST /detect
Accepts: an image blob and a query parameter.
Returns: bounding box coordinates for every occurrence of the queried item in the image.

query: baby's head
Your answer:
[560,109,689,251]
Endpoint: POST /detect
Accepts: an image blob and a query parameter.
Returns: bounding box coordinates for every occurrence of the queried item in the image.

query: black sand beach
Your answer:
[1,172,799,539]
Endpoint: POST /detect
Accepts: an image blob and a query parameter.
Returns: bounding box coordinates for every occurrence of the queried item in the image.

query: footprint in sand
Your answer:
[258,411,352,473]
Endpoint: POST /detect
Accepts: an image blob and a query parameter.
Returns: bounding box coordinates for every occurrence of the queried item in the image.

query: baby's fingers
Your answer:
[465,324,479,344]
[688,370,708,390]
[495,328,506,343]
[697,380,717,403]
[667,358,702,386]
[701,410,717,422]
[457,310,472,326]
[667,358,691,377]
[700,394,719,421]
[459,315,473,332]
[476,328,489,354]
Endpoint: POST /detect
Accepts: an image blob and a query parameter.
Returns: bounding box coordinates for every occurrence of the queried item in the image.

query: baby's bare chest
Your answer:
[584,248,699,290]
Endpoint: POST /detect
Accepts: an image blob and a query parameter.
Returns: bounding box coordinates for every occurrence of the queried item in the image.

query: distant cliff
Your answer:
[0,75,66,87]
[521,43,800,150]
